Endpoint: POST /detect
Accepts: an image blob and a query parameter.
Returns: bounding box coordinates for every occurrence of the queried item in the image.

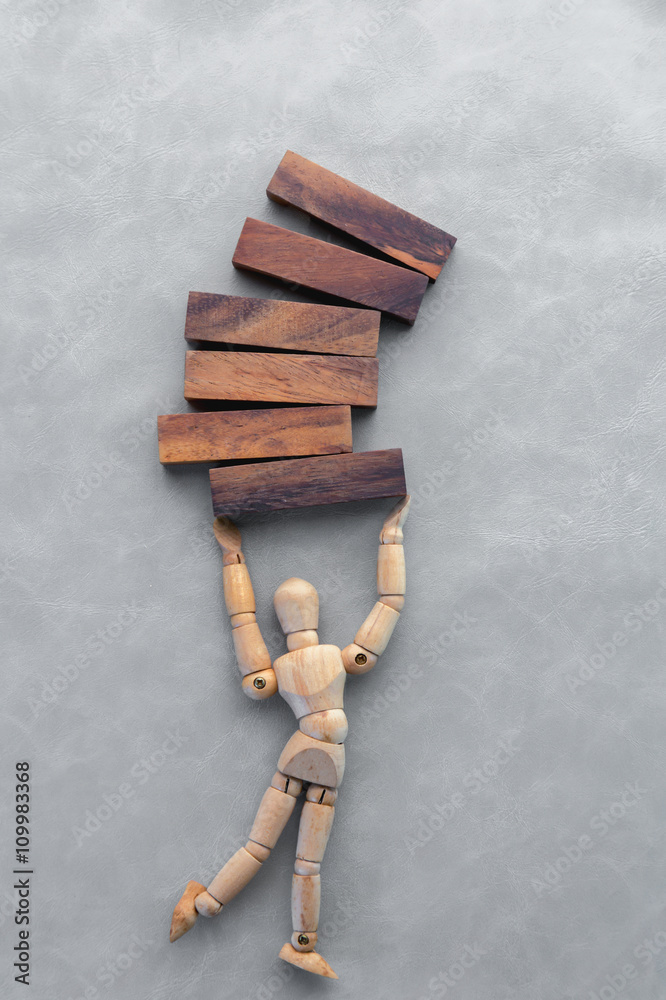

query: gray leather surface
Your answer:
[2,1,665,997]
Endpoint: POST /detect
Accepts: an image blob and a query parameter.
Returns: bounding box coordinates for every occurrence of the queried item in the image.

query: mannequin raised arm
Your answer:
[341,495,410,674]
[214,517,277,700]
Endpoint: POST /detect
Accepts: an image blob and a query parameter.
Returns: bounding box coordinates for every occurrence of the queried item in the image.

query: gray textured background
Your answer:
[2,1,665,998]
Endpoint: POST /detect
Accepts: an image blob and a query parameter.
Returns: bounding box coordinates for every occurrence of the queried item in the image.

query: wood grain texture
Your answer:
[210,448,406,515]
[266,151,456,281]
[157,405,352,464]
[232,217,428,324]
[184,351,378,407]
[184,292,379,356]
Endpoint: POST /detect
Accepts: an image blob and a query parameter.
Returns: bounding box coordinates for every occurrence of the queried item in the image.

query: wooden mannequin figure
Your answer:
[169,495,410,979]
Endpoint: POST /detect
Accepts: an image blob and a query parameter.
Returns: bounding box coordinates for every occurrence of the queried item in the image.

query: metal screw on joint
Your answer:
[355,652,367,666]
[298,934,309,946]
[254,676,267,689]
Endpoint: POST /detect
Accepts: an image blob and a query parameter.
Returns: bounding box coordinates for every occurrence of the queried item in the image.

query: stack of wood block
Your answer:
[157,151,456,514]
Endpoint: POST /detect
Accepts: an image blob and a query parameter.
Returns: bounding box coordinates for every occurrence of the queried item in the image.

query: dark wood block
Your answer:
[266,150,456,281]
[184,351,378,407]
[232,218,428,324]
[184,292,379,357]
[210,449,406,515]
[157,405,353,465]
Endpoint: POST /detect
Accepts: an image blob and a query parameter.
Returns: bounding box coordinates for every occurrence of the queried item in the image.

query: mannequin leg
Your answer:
[278,783,338,979]
[170,771,302,942]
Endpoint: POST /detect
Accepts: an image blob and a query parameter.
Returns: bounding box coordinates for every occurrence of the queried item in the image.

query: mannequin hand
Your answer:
[213,517,244,564]
[380,495,411,544]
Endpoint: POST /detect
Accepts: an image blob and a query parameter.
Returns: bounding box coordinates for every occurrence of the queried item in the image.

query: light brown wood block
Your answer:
[249,786,298,849]
[222,563,255,616]
[169,880,207,942]
[279,942,338,978]
[377,544,406,596]
[267,150,456,281]
[292,874,321,931]
[278,730,345,788]
[210,449,406,516]
[232,622,272,677]
[184,292,380,357]
[184,351,378,407]
[274,578,319,634]
[354,601,400,655]
[299,709,348,744]
[207,847,262,905]
[273,644,346,720]
[296,800,335,863]
[158,405,353,465]
[232,217,428,324]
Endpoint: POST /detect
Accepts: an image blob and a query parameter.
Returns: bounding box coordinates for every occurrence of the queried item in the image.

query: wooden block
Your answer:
[184,351,378,407]
[210,449,406,516]
[184,292,379,357]
[232,217,428,324]
[158,405,353,464]
[267,150,456,281]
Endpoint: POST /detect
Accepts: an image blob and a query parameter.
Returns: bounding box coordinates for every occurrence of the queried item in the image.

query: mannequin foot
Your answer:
[279,942,338,979]
[169,880,206,942]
